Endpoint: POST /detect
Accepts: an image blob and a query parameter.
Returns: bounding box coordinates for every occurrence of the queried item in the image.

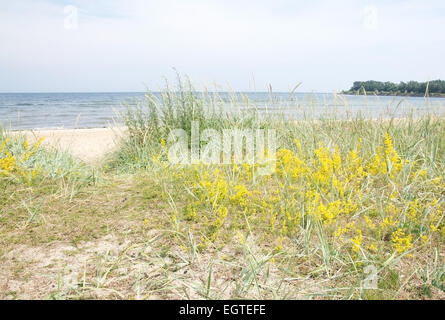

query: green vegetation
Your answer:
[343,79,445,97]
[1,79,444,300]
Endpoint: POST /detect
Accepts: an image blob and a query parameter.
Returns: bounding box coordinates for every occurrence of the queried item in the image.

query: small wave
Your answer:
[15,103,34,106]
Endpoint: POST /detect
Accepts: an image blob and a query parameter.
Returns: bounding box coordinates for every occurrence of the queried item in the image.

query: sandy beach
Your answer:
[13,127,126,163]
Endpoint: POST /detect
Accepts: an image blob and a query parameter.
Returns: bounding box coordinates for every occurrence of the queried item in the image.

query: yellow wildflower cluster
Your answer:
[391,228,413,254]
[369,132,405,178]
[0,137,44,184]
[164,133,443,258]
[230,184,251,208]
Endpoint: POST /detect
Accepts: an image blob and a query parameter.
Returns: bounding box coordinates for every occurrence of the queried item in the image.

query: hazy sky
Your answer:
[1,0,444,92]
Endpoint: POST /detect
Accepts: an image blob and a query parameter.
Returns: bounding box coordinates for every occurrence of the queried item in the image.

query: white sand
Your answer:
[14,127,126,163]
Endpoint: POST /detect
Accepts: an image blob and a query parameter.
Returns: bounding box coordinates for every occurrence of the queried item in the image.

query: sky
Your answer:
[0,0,444,92]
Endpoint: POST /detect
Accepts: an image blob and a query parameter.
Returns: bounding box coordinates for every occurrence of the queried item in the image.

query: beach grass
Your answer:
[0,80,444,300]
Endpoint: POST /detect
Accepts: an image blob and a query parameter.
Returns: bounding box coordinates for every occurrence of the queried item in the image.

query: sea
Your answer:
[1,92,445,130]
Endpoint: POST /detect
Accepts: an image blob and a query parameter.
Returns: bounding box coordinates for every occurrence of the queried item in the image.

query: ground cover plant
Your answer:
[1,79,444,299]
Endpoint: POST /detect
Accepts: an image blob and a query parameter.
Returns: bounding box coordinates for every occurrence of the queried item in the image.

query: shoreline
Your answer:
[341,91,445,98]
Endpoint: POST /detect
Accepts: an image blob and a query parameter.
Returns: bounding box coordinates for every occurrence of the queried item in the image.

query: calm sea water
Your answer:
[0,92,444,130]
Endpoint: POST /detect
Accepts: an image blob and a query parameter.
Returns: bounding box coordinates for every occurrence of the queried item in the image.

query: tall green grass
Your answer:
[109,76,280,172]
[109,77,445,179]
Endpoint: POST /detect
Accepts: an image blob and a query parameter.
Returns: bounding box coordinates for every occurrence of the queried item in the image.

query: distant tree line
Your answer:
[346,80,445,96]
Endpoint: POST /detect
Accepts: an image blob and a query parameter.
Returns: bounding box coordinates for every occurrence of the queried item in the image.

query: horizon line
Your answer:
[0,90,336,94]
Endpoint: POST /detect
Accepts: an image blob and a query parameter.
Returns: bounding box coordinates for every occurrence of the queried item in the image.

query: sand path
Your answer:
[15,128,126,163]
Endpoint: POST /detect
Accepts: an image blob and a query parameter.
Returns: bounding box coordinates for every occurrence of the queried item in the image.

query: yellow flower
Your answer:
[351,229,363,253]
[335,221,355,238]
[230,184,250,208]
[364,216,376,230]
[368,133,404,178]
[366,243,378,253]
[391,228,413,254]
[407,200,420,222]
